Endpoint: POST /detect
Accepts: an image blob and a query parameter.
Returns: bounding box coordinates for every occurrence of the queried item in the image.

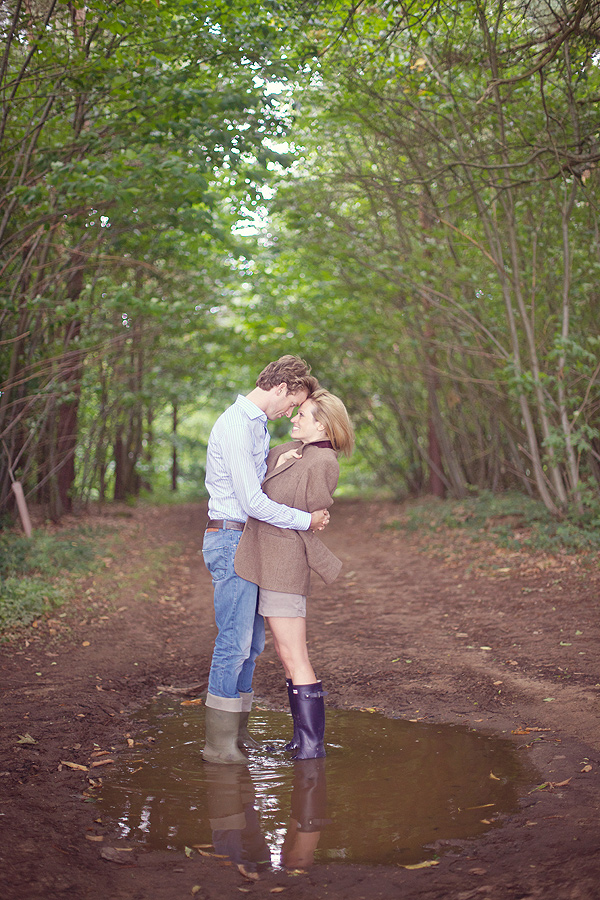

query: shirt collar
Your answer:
[235,394,267,422]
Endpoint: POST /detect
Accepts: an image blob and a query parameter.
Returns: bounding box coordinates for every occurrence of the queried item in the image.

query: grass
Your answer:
[0,525,110,631]
[387,490,600,557]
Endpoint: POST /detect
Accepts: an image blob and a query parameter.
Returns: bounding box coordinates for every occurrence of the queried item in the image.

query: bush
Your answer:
[0,577,63,629]
[0,524,108,632]
[389,491,600,556]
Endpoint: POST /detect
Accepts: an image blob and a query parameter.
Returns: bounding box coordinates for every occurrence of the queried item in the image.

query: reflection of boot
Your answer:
[205,762,270,870]
[283,678,299,752]
[291,757,330,831]
[291,682,326,760]
[282,759,329,869]
[202,707,249,765]
[205,762,247,830]
[238,690,261,749]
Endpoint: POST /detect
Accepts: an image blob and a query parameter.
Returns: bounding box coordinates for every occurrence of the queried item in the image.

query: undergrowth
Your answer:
[0,525,109,630]
[388,490,600,557]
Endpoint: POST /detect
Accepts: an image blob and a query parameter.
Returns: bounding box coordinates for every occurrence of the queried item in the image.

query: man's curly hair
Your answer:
[256,355,319,395]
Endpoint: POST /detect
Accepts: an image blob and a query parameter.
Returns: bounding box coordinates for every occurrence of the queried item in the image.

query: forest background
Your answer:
[1,0,600,545]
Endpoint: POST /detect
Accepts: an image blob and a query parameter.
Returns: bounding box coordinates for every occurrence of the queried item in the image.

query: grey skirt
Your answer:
[258,587,307,618]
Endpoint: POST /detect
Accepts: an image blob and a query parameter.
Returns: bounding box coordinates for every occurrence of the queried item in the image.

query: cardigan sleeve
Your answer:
[299,451,339,511]
[297,451,342,583]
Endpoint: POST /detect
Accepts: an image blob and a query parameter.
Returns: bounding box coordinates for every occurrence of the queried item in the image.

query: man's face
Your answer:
[267,385,309,420]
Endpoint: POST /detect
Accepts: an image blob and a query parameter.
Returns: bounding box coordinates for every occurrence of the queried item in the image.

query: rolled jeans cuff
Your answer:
[206,692,243,712]
[209,812,246,830]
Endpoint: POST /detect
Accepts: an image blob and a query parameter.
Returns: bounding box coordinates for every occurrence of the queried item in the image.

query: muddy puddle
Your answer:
[96,698,535,868]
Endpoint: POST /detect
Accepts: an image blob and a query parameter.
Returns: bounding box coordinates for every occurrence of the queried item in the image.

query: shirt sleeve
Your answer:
[221,417,312,531]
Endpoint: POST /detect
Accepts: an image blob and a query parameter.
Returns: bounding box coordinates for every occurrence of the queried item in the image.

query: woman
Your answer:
[234,388,354,760]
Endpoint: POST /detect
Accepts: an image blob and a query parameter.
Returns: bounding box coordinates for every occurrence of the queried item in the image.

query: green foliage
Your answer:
[0,0,330,515]
[2,0,600,524]
[235,0,600,515]
[0,528,102,579]
[0,526,108,630]
[0,578,64,631]
[388,491,600,556]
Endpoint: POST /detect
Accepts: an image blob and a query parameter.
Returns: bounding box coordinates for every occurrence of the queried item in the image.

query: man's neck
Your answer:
[245,387,270,414]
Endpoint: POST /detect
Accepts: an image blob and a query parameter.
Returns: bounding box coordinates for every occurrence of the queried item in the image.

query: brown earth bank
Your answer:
[1,498,599,900]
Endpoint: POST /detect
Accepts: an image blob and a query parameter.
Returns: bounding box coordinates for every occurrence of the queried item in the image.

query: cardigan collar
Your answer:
[309,439,334,450]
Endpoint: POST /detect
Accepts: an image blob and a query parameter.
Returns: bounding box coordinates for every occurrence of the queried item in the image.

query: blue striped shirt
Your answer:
[205,394,311,531]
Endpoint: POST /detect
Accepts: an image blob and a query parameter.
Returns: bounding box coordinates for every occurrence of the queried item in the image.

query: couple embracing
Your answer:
[201,355,354,765]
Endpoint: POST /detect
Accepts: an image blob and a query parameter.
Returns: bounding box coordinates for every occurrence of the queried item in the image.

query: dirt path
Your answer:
[1,499,599,900]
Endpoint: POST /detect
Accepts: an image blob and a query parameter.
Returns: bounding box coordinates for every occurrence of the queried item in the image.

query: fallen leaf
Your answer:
[61,760,88,771]
[489,771,500,781]
[237,863,259,881]
[91,759,115,768]
[16,733,36,745]
[270,889,287,893]
[82,641,90,647]
[100,847,134,864]
[529,782,549,793]
[530,778,572,793]
[181,698,203,706]
[512,727,552,735]
[184,846,193,858]
[86,834,104,842]
[127,738,134,748]
[402,860,439,870]
[581,764,592,773]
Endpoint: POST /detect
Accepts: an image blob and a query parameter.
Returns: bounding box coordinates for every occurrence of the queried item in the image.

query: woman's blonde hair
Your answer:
[309,388,355,457]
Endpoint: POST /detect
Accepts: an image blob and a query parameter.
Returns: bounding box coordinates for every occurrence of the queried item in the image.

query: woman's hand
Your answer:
[276,448,302,468]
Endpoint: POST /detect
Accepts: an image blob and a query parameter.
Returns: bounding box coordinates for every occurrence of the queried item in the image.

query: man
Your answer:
[202,356,329,764]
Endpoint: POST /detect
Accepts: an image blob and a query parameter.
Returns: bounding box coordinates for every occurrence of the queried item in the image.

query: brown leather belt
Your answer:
[206,519,245,532]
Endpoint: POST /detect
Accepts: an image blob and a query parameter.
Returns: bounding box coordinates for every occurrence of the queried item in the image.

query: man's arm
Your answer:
[221,421,313,530]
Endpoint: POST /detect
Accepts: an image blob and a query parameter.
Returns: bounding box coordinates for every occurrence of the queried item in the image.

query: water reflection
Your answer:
[97,700,535,868]
[205,762,271,872]
[281,758,329,869]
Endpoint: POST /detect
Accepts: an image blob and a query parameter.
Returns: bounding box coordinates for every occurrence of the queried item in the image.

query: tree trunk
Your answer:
[51,250,85,518]
[171,401,178,492]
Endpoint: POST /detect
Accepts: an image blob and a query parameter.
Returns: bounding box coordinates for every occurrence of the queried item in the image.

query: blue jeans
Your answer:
[203,528,265,699]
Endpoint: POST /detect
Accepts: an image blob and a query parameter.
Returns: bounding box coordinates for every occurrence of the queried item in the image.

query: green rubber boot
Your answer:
[202,706,249,765]
[238,690,262,750]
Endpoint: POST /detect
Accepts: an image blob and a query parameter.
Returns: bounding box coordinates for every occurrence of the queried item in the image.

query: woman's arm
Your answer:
[301,453,339,511]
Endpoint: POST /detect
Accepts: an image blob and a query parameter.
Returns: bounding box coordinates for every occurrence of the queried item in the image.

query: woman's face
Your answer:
[290,399,326,444]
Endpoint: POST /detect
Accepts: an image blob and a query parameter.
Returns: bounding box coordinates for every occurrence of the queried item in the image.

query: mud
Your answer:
[1,499,599,899]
